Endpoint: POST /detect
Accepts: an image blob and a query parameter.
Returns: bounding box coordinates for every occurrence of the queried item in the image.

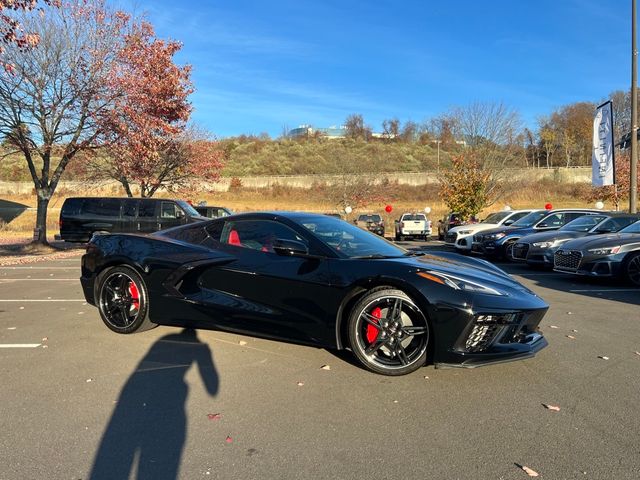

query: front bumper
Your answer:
[554,250,625,278]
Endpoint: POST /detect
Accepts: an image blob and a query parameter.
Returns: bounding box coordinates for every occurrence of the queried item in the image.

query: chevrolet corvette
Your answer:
[81,212,549,375]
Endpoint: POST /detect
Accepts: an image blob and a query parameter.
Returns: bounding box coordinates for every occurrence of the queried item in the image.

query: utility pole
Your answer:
[632,0,638,213]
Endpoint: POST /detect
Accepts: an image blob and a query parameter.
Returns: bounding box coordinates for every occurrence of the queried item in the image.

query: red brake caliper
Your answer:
[366,307,382,343]
[128,281,140,311]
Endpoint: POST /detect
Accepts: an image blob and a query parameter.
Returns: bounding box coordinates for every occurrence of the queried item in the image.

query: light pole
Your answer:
[632,0,638,213]
[431,140,441,170]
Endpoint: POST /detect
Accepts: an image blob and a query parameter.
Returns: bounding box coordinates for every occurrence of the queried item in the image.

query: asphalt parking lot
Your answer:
[1,245,639,480]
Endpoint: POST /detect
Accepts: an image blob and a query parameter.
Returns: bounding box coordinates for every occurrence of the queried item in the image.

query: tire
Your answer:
[96,265,156,334]
[347,287,430,376]
[504,241,516,261]
[623,252,640,287]
[399,235,405,241]
[395,232,400,241]
[438,231,444,241]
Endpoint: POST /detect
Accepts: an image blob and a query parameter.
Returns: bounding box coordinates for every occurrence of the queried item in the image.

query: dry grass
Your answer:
[0,179,596,238]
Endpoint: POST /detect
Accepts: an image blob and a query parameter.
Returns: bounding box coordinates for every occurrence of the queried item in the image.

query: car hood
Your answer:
[392,251,529,291]
[560,233,640,251]
[448,222,501,234]
[518,230,583,244]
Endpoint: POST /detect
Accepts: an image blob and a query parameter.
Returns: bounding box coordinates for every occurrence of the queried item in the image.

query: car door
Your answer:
[137,199,158,233]
[121,199,139,234]
[158,201,187,230]
[196,218,336,345]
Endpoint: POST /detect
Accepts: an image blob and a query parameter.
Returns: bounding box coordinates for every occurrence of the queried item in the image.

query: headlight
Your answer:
[484,232,506,241]
[532,241,553,248]
[533,239,569,249]
[417,271,506,296]
[458,230,472,235]
[588,246,621,255]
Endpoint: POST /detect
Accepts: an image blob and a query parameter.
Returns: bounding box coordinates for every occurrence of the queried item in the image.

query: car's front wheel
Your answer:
[96,265,156,334]
[624,252,640,287]
[347,288,430,375]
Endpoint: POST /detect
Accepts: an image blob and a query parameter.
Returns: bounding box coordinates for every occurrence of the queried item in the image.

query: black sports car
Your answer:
[81,212,549,375]
[554,219,640,286]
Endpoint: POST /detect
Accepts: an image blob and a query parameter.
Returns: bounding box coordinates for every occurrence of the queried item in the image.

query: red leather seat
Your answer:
[228,229,241,246]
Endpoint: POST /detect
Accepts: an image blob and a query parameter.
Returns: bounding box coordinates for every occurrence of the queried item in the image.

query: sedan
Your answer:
[81,212,549,375]
[554,220,640,286]
[511,213,640,267]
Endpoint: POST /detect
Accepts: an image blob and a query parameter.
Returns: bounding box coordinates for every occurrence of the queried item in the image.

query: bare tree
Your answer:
[0,0,130,243]
[344,113,371,141]
[381,117,400,141]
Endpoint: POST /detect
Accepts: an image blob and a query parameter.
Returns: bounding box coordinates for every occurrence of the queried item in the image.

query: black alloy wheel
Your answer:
[348,288,430,375]
[624,252,640,287]
[97,265,155,333]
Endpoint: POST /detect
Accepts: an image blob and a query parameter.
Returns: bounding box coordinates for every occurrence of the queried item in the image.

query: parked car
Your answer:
[394,213,432,241]
[446,209,534,252]
[471,208,602,259]
[554,219,640,286]
[437,213,464,240]
[511,213,640,267]
[193,205,233,219]
[80,211,549,375]
[59,197,206,242]
[354,213,385,236]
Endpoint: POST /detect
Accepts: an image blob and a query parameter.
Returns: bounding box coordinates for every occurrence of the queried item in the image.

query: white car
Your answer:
[445,209,534,252]
[394,213,432,241]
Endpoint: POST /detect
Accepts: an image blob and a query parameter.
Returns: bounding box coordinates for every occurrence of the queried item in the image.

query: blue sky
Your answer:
[120,0,630,138]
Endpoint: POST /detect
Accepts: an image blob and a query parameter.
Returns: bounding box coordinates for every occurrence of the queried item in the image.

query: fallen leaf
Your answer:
[296,382,304,386]
[225,435,233,443]
[320,365,331,370]
[78,312,85,315]
[549,325,559,329]
[571,329,578,332]
[520,465,539,477]
[207,413,221,421]
[542,403,561,412]
[42,345,48,349]
[19,306,24,310]
[86,378,93,383]
[42,337,48,342]
[393,400,398,404]
[566,311,573,315]
[238,340,247,346]
[7,327,16,330]
[598,355,609,360]
[423,376,430,380]
[634,351,640,356]
[566,335,576,339]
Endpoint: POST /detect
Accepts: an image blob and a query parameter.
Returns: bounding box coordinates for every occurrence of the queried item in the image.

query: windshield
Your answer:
[511,210,547,228]
[357,214,382,222]
[402,214,426,221]
[620,220,640,234]
[482,211,511,224]
[560,215,607,232]
[177,201,201,217]
[299,215,406,258]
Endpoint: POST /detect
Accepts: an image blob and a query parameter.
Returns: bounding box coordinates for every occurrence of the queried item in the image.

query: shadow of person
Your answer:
[89,328,219,480]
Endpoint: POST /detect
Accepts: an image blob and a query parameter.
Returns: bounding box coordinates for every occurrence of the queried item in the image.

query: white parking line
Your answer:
[569,288,639,293]
[0,267,78,270]
[0,344,42,348]
[0,299,85,302]
[0,279,77,281]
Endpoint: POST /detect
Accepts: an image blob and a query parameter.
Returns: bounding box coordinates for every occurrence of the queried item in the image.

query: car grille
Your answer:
[512,243,529,260]
[473,234,483,243]
[445,232,457,243]
[554,250,582,270]
[463,313,522,352]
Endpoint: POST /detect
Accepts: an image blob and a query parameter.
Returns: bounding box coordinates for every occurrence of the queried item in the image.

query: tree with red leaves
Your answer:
[96,22,222,197]
[0,1,60,72]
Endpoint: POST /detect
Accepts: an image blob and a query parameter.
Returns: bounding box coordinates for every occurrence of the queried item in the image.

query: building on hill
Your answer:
[288,125,348,139]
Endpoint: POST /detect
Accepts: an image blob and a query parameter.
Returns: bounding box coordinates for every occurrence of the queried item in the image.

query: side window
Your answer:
[138,200,157,218]
[100,199,121,217]
[202,221,224,247]
[123,199,138,217]
[220,220,304,253]
[541,213,564,227]
[565,212,586,223]
[165,224,208,244]
[83,199,102,216]
[62,198,83,216]
[161,202,178,218]
[510,212,529,222]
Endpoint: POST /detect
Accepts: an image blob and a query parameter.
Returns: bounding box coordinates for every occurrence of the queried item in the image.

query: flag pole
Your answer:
[631,0,638,213]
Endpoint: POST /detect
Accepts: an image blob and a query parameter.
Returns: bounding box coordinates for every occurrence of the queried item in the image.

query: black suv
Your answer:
[59,197,206,242]
[354,213,385,236]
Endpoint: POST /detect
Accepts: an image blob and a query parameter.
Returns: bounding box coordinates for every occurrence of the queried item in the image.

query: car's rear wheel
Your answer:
[96,265,156,334]
[504,241,516,261]
[624,252,640,286]
[347,288,430,375]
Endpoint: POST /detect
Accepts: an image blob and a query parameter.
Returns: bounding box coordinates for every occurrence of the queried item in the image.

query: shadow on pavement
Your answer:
[89,328,219,480]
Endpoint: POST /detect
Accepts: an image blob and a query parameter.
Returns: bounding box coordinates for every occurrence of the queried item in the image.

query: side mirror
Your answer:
[273,239,309,257]
[504,219,514,226]
[176,209,185,219]
[537,222,548,228]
